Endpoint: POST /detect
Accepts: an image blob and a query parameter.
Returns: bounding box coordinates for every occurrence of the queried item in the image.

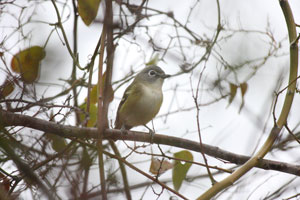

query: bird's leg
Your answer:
[143,125,155,143]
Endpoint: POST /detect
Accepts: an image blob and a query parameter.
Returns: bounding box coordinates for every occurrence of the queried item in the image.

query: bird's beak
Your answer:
[160,74,171,79]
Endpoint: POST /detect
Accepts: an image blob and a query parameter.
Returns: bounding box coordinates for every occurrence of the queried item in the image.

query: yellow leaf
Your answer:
[88,84,98,104]
[149,158,173,175]
[172,150,193,191]
[11,46,46,83]
[0,79,14,98]
[78,0,101,26]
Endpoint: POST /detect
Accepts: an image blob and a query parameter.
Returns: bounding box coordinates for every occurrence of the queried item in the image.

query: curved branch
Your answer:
[1,109,299,177]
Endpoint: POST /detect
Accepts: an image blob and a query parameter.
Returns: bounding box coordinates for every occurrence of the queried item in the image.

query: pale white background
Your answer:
[1,0,300,199]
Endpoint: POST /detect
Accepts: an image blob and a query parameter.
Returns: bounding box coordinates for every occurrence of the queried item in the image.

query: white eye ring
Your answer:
[148,70,156,76]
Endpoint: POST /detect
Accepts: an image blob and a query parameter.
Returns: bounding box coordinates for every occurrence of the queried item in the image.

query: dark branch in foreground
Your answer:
[0,109,299,176]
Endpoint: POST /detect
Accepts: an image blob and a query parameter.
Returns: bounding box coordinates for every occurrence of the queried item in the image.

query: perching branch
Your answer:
[1,109,300,177]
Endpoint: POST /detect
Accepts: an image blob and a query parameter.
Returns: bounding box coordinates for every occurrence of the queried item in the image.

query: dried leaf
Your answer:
[239,82,248,113]
[228,83,238,106]
[149,158,173,175]
[240,82,248,97]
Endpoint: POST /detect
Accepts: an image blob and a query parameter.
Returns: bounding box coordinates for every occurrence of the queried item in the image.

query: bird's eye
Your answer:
[148,70,156,76]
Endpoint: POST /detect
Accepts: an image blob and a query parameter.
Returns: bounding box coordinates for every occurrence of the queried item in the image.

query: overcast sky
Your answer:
[1,0,300,199]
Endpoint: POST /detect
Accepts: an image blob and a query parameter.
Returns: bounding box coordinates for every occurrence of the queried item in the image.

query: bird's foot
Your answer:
[144,125,155,143]
[149,129,154,144]
[120,125,128,135]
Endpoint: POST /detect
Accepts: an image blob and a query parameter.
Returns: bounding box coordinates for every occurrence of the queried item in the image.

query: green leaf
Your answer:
[228,83,238,107]
[11,46,46,83]
[78,0,101,26]
[0,79,14,99]
[172,150,193,191]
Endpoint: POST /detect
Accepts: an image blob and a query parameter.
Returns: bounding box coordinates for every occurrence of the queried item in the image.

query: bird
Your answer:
[115,65,170,140]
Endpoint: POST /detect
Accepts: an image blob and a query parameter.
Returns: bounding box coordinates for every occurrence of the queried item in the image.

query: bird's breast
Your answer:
[139,84,162,107]
[124,84,163,127]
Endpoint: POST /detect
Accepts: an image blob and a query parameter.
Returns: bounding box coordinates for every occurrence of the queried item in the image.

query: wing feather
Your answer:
[114,82,141,129]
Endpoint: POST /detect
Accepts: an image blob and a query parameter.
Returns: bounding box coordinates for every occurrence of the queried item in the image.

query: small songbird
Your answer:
[115,66,170,138]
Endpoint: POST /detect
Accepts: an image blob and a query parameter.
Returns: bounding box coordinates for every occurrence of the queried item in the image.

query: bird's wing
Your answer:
[114,82,141,129]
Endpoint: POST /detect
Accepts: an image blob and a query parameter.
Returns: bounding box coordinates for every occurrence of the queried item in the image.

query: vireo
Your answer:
[115,65,170,137]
